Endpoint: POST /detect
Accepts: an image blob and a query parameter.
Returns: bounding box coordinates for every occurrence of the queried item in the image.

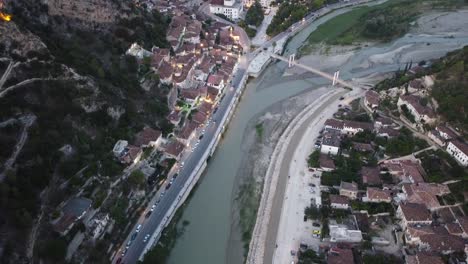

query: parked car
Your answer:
[131,232,138,241]
[312,222,321,227]
[143,234,150,243]
[312,229,321,235]
[136,224,142,232]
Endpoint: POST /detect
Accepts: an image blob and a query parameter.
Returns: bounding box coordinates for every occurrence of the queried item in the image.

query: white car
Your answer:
[136,224,142,232]
[143,234,150,243]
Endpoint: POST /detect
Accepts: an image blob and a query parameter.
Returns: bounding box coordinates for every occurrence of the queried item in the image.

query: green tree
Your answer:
[128,170,146,189]
[307,150,320,168]
[245,1,264,27]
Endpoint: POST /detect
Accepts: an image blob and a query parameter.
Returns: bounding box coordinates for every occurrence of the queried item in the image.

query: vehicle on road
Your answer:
[339,96,345,100]
[313,229,321,235]
[131,232,138,241]
[312,222,321,227]
[151,204,156,211]
[136,224,142,232]
[145,211,152,218]
[160,191,166,198]
[165,183,172,190]
[199,134,204,140]
[309,183,316,187]
[121,248,127,257]
[143,234,150,243]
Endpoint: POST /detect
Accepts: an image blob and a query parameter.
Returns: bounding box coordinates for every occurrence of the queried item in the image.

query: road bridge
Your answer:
[270,53,355,90]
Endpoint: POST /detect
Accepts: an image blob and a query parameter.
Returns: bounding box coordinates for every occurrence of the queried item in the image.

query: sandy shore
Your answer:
[245,86,348,264]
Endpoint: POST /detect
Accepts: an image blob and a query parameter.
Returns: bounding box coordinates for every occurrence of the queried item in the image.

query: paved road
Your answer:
[118,0,372,262]
[119,57,249,264]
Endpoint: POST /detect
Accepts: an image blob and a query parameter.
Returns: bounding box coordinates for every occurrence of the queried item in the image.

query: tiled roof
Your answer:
[367,187,391,201]
[399,203,431,222]
[134,127,161,147]
[340,181,358,192]
[325,119,344,129]
[361,166,381,185]
[330,195,350,205]
[319,154,336,170]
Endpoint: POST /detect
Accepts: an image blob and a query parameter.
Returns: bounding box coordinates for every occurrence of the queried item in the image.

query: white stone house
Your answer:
[446,140,468,167]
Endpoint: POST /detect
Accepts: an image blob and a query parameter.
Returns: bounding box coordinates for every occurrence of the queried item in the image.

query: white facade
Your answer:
[244,0,271,7]
[320,144,339,155]
[329,225,363,243]
[397,96,436,125]
[331,202,349,210]
[210,1,243,20]
[447,141,468,167]
[113,140,128,157]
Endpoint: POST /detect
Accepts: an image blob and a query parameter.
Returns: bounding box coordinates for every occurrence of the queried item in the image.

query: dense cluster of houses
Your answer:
[364,76,468,167]
[308,89,468,264]
[121,6,244,165]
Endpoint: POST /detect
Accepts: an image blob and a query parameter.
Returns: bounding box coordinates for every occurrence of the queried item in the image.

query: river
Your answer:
[166,5,468,264]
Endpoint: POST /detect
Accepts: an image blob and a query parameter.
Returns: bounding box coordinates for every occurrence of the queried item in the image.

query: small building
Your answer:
[134,127,162,148]
[330,195,350,210]
[397,95,436,125]
[446,140,468,167]
[366,187,392,203]
[119,145,143,164]
[375,117,393,128]
[54,197,93,235]
[319,154,336,171]
[113,140,128,158]
[364,90,380,109]
[327,248,354,264]
[321,129,341,156]
[324,119,344,131]
[402,183,450,211]
[377,127,400,138]
[207,74,225,90]
[360,167,381,186]
[428,126,456,147]
[406,252,444,264]
[209,0,243,20]
[419,234,465,254]
[164,140,186,160]
[329,224,363,243]
[397,203,432,230]
[342,120,374,136]
[89,213,109,240]
[352,142,373,153]
[339,181,358,200]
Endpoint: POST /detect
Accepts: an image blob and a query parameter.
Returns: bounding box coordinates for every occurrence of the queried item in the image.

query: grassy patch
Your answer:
[300,0,467,54]
[255,122,264,140]
[236,176,261,258]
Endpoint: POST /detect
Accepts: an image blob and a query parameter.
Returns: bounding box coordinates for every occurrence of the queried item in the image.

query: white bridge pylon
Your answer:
[332,70,340,86]
[288,54,295,68]
[270,53,354,89]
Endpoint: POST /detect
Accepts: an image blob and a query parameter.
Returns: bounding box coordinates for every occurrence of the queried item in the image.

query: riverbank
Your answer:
[242,7,468,264]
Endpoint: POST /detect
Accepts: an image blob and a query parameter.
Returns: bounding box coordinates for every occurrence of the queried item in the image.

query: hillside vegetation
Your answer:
[430,46,468,132]
[0,0,171,262]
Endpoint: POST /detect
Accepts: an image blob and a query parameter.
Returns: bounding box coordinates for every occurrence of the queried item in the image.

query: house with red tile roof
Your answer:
[406,252,444,264]
[330,195,350,210]
[402,183,450,211]
[133,127,162,148]
[164,140,186,160]
[366,187,392,203]
[327,248,354,264]
[364,90,380,109]
[397,94,436,125]
[397,203,432,229]
[207,74,225,90]
[360,167,381,186]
